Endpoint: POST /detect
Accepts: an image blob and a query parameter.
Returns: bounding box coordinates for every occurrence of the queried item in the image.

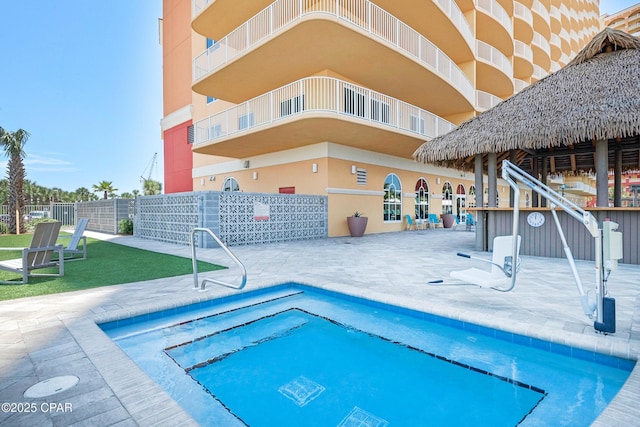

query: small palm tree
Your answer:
[93,181,118,199]
[0,127,29,234]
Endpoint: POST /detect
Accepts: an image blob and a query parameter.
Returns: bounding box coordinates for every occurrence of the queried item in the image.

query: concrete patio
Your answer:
[0,229,638,426]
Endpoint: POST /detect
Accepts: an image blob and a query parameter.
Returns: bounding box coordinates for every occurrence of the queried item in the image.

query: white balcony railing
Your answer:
[513,79,528,93]
[193,77,455,146]
[532,31,551,52]
[513,40,533,62]
[192,0,211,17]
[550,33,561,47]
[532,64,547,80]
[532,0,550,24]
[513,2,533,27]
[475,0,513,36]
[475,90,502,112]
[476,40,513,79]
[193,0,475,105]
[434,0,474,51]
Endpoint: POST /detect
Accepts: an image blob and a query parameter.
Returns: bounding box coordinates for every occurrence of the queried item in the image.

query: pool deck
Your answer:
[1,229,639,426]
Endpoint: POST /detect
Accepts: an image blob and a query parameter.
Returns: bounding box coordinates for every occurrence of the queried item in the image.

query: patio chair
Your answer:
[58,218,90,261]
[0,221,64,284]
[405,215,425,230]
[450,235,521,288]
[428,214,443,229]
[465,214,476,231]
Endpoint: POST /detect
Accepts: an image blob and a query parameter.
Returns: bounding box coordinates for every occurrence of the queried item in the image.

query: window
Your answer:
[371,99,390,123]
[238,113,254,130]
[206,38,215,49]
[383,173,402,222]
[410,114,425,134]
[442,182,453,214]
[455,184,466,222]
[222,177,240,192]
[344,86,365,117]
[209,124,222,139]
[415,178,429,220]
[280,95,305,117]
[207,96,216,104]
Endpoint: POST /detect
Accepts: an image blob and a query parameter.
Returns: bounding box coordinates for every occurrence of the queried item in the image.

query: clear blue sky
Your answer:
[0,1,162,196]
[0,1,637,196]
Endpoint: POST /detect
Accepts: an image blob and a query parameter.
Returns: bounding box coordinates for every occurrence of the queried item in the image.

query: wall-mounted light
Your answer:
[243,160,250,169]
[200,178,205,186]
[436,177,441,184]
[351,165,357,174]
[253,172,258,180]
[312,163,318,173]
[209,175,215,181]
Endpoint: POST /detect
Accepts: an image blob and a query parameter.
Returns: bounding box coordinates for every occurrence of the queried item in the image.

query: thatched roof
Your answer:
[413,28,640,174]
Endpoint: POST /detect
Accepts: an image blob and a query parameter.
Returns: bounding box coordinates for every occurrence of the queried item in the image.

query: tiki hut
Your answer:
[413,27,640,208]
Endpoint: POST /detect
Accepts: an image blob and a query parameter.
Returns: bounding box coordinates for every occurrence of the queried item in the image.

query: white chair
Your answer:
[59,218,90,261]
[450,235,521,288]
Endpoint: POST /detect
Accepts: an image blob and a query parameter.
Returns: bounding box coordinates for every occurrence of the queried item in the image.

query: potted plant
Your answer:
[347,211,368,237]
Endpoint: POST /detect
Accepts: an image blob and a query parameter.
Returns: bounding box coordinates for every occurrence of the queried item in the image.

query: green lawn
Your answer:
[0,233,226,300]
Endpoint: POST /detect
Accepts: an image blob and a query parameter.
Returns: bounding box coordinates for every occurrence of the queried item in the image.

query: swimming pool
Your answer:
[100,283,634,426]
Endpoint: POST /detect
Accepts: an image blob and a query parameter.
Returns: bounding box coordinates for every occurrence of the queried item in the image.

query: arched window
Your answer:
[468,185,477,208]
[383,173,402,222]
[415,178,429,220]
[222,177,240,192]
[442,182,453,214]
[455,184,466,222]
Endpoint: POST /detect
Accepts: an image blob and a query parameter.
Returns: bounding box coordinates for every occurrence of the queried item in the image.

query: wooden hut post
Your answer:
[475,154,485,250]
[596,139,609,207]
[614,148,622,207]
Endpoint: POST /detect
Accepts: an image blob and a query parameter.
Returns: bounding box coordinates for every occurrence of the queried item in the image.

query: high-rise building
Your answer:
[603,2,640,36]
[161,0,601,236]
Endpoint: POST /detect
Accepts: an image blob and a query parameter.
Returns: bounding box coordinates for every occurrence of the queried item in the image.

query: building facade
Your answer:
[603,2,640,36]
[161,0,601,236]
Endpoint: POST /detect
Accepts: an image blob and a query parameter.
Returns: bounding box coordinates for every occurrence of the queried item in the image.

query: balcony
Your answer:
[531,0,551,38]
[192,77,455,158]
[476,90,503,112]
[475,40,513,96]
[192,0,475,116]
[513,1,534,43]
[475,0,513,56]
[531,31,551,70]
[192,0,273,40]
[513,40,534,79]
[365,0,475,63]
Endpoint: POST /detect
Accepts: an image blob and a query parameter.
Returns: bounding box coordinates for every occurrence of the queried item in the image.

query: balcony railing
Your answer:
[193,0,474,105]
[532,64,547,80]
[476,40,513,79]
[475,0,513,36]
[513,79,528,93]
[532,31,551,52]
[192,0,210,17]
[514,40,533,62]
[193,77,455,146]
[476,90,502,111]
[434,0,474,50]
[513,2,533,27]
[532,0,550,24]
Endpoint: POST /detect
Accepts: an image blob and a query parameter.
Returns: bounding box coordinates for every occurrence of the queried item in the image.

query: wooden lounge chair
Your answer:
[0,221,64,284]
[58,218,90,261]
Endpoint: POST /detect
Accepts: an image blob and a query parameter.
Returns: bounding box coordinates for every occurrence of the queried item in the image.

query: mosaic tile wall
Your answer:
[219,192,328,246]
[134,191,327,248]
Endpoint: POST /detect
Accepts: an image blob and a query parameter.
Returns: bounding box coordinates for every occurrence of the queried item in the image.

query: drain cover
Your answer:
[24,376,79,398]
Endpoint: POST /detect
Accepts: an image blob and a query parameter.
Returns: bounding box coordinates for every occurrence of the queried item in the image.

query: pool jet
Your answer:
[501,160,622,334]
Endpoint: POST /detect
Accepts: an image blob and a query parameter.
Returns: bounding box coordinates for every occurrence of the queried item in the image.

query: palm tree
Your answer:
[74,187,92,201]
[92,181,117,199]
[142,179,162,196]
[0,127,29,234]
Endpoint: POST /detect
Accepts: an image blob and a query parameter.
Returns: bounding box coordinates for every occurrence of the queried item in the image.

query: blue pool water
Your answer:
[101,284,634,427]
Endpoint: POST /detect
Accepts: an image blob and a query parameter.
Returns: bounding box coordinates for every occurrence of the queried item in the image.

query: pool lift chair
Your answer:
[498,160,622,334]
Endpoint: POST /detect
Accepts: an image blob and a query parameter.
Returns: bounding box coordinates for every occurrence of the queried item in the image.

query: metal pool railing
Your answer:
[190,228,247,291]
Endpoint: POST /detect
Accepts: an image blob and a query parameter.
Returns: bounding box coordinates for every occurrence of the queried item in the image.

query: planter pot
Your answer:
[441,214,456,229]
[347,216,368,237]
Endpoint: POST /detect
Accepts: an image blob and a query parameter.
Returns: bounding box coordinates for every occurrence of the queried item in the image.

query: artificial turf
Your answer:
[0,233,225,300]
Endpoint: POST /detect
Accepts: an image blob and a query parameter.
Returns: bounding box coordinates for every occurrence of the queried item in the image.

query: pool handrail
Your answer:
[190,227,247,291]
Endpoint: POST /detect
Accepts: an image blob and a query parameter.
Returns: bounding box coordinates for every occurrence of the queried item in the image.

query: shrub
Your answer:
[118,219,134,235]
